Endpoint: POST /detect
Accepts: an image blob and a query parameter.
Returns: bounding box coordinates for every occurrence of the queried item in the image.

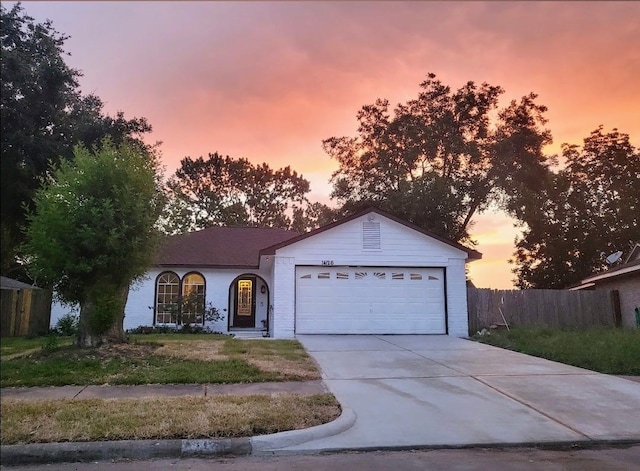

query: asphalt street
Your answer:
[3,446,640,471]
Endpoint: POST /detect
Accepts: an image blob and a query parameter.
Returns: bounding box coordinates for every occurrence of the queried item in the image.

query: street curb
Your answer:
[2,435,637,465]
[0,437,252,466]
[0,440,182,466]
[251,407,356,452]
[0,409,354,466]
[182,437,252,456]
[263,438,640,455]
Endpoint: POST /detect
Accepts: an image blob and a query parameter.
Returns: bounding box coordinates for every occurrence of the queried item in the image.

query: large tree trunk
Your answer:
[105,285,129,343]
[77,299,102,348]
[76,284,129,347]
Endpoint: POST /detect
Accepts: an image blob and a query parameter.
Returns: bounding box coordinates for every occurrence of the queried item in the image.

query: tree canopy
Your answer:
[162,152,331,234]
[323,73,552,244]
[1,3,152,278]
[25,138,165,346]
[323,73,640,288]
[511,127,640,289]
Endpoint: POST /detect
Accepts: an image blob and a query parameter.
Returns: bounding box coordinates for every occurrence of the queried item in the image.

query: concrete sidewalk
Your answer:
[1,380,328,400]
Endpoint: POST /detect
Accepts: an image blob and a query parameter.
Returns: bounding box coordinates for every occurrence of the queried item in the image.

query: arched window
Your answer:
[155,272,180,324]
[181,272,206,325]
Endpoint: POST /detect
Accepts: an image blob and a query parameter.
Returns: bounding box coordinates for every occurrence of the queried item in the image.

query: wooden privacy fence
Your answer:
[467,288,619,334]
[0,287,52,337]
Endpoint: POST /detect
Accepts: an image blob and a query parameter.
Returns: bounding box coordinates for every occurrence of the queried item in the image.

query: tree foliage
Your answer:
[512,127,640,288]
[323,73,552,244]
[1,3,152,277]
[25,138,165,346]
[162,152,330,233]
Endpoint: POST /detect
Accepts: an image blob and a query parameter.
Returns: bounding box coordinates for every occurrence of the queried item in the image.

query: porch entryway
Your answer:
[228,274,270,333]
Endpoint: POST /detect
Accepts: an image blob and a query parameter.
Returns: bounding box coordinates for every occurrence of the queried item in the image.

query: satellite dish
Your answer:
[605,251,623,265]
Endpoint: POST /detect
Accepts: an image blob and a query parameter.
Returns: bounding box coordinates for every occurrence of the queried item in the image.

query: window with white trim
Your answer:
[181,273,206,325]
[155,272,180,324]
[154,271,206,325]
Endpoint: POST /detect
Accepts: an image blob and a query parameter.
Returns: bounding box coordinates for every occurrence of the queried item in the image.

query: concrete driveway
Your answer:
[283,335,640,452]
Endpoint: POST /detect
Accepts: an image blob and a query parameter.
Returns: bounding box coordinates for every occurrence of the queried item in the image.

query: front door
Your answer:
[233,278,256,327]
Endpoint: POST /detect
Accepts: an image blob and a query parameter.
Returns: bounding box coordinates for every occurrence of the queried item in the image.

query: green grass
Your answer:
[1,355,272,387]
[474,327,640,375]
[1,335,319,388]
[1,336,74,357]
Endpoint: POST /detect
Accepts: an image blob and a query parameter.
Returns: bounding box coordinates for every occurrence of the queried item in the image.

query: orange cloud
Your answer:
[10,1,640,289]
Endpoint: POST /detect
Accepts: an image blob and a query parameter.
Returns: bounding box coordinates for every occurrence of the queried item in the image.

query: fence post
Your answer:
[611,290,622,328]
[21,290,33,336]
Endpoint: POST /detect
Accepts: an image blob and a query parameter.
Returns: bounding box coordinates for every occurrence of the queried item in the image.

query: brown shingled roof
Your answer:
[155,227,299,268]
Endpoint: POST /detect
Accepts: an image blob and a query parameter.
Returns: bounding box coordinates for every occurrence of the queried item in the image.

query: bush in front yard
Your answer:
[55,313,79,337]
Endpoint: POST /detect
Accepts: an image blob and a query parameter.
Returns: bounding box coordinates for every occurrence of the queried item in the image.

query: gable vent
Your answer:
[362,221,381,250]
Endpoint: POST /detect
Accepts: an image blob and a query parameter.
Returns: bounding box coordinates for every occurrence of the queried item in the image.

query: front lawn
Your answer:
[1,394,340,445]
[474,327,640,375]
[0,336,74,358]
[0,334,321,388]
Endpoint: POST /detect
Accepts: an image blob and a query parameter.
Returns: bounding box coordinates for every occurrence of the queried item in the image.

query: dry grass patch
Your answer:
[155,339,228,362]
[1,394,340,445]
[144,336,320,381]
[221,339,321,381]
[247,358,318,379]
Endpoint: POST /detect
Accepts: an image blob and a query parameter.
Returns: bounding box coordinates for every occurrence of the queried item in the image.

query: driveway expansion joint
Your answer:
[72,385,87,399]
[471,375,593,441]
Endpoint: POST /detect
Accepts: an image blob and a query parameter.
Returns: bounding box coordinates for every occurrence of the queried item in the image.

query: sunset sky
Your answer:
[9,1,640,289]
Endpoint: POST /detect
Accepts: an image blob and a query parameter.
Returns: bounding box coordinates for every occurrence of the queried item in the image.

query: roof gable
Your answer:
[155,227,299,268]
[261,207,481,260]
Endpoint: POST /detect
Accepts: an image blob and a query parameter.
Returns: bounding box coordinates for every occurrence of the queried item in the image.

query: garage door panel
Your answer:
[295,266,445,334]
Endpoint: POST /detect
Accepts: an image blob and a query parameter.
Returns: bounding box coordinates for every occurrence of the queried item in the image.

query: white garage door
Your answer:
[295,266,446,334]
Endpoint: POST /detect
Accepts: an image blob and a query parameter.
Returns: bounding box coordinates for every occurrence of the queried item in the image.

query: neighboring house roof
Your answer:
[155,227,299,268]
[0,276,39,290]
[568,244,640,290]
[580,258,640,285]
[625,243,640,263]
[261,207,482,260]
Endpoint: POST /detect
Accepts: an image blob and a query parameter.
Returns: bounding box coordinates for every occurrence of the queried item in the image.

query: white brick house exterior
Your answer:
[51,208,481,338]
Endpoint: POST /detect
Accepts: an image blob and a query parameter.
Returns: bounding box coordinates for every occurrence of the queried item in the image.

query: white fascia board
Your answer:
[582,264,640,284]
[568,282,595,291]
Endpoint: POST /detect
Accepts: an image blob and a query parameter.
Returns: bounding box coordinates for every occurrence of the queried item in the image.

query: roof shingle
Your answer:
[155,227,299,268]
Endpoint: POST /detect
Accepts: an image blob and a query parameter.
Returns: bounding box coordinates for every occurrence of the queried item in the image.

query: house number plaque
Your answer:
[321,260,334,266]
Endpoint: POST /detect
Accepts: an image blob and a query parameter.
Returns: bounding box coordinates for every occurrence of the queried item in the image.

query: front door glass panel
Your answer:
[237,280,253,316]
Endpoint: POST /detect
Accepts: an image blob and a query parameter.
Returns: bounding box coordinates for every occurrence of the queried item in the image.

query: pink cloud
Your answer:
[9,1,640,289]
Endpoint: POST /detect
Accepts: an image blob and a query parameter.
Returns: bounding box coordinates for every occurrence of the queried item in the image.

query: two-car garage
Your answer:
[295,266,446,334]
[267,207,481,339]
